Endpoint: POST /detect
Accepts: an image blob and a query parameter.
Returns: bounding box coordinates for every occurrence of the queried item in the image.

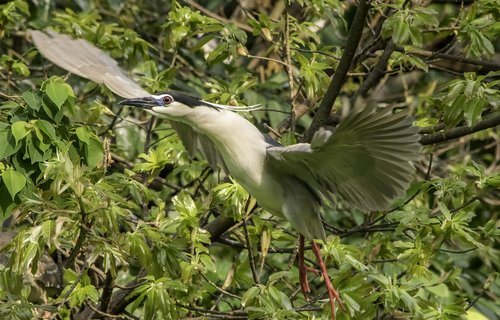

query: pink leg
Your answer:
[311,240,345,320]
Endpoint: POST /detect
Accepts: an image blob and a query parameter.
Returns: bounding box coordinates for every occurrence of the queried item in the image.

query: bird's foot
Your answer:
[311,240,346,319]
[305,265,319,274]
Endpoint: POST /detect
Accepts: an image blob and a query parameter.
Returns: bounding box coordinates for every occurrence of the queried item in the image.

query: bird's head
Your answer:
[119,91,261,121]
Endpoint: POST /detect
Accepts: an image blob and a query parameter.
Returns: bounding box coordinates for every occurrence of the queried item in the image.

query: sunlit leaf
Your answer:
[45,81,69,109]
[1,168,26,199]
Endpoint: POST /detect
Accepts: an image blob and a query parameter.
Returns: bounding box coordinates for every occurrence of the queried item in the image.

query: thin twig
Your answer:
[351,39,396,104]
[338,222,399,238]
[399,47,500,70]
[286,236,300,271]
[242,219,259,284]
[284,0,296,134]
[105,107,126,133]
[65,197,89,267]
[144,117,157,153]
[200,274,242,299]
[465,274,495,312]
[217,236,311,253]
[439,247,477,254]
[246,54,287,66]
[450,196,479,213]
[180,304,247,318]
[113,281,147,291]
[51,262,87,319]
[277,98,319,133]
[86,301,136,319]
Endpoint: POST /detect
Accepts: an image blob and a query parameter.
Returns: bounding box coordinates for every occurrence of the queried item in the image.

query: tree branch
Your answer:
[85,302,135,320]
[98,270,114,318]
[203,215,238,242]
[399,47,500,71]
[65,197,89,267]
[351,39,396,104]
[302,0,370,142]
[242,219,259,284]
[421,112,500,145]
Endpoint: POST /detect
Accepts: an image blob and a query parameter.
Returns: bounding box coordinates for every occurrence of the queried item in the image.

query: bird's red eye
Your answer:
[163,95,173,105]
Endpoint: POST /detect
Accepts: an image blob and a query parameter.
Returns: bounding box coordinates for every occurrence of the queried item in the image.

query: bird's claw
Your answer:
[311,240,345,319]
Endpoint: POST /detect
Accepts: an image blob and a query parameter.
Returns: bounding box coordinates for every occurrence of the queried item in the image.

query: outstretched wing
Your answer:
[30,29,227,171]
[267,107,420,211]
[30,29,148,99]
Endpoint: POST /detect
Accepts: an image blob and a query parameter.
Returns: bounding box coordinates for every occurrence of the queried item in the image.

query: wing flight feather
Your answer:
[267,107,420,211]
[30,29,149,98]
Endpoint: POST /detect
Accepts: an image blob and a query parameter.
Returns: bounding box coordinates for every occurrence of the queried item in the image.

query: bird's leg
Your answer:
[310,240,346,319]
[298,235,311,298]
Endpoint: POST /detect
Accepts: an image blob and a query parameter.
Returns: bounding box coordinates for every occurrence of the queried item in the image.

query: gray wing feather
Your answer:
[29,29,149,99]
[267,107,420,211]
[30,29,227,171]
[169,122,228,173]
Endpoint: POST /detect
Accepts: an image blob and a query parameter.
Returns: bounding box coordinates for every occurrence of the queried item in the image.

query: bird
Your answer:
[30,29,421,319]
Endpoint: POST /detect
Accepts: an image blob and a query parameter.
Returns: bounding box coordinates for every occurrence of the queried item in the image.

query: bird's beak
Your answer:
[119,97,159,109]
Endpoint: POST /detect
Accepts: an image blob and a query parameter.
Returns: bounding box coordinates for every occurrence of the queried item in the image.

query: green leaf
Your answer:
[478,33,494,56]
[76,127,91,144]
[268,271,290,283]
[12,61,29,76]
[0,127,20,159]
[415,10,439,28]
[467,308,490,320]
[45,81,69,109]
[22,91,41,111]
[484,175,500,188]
[343,293,361,312]
[242,286,261,307]
[444,93,465,126]
[191,34,216,52]
[26,137,43,163]
[425,283,450,298]
[280,132,297,146]
[86,136,103,169]
[447,82,465,101]
[128,233,153,268]
[394,20,410,44]
[206,43,229,64]
[199,254,216,272]
[10,121,30,144]
[464,97,486,126]
[409,28,423,47]
[14,0,29,15]
[408,56,428,72]
[173,191,198,217]
[34,120,57,141]
[464,80,476,97]
[1,168,26,200]
[345,254,369,271]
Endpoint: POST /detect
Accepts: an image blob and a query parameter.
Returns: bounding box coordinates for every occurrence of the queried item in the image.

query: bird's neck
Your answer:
[181,107,269,184]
